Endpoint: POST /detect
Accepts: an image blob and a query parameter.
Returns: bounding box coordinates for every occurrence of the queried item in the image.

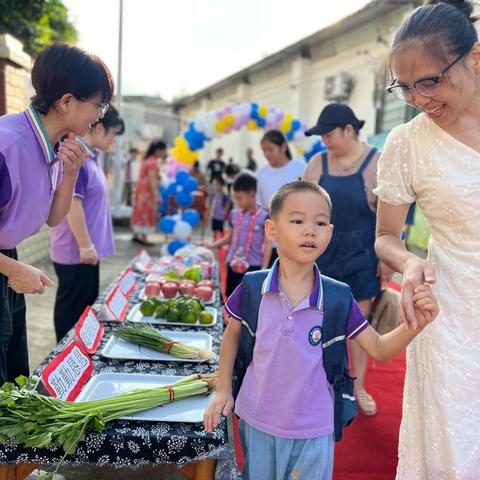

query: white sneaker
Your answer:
[26,469,66,480]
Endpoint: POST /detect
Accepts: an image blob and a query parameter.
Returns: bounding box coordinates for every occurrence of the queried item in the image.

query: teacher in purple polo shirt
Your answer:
[50,106,124,342]
[0,43,113,384]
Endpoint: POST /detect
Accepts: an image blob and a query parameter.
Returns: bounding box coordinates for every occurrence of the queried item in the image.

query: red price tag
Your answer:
[136,248,152,268]
[104,285,129,322]
[42,341,93,401]
[74,307,104,354]
[118,267,136,297]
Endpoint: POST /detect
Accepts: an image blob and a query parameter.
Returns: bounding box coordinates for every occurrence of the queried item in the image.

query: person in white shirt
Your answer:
[256,129,306,265]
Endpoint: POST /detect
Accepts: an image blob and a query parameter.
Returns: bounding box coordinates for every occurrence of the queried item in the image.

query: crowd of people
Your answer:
[0,1,479,478]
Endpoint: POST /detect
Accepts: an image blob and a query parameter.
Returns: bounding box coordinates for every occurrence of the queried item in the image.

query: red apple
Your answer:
[195,286,213,302]
[197,279,214,289]
[179,282,196,297]
[144,282,161,298]
[161,282,178,298]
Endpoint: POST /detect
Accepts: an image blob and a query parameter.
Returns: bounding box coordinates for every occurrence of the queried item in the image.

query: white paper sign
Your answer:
[119,268,136,297]
[42,342,93,401]
[105,286,129,321]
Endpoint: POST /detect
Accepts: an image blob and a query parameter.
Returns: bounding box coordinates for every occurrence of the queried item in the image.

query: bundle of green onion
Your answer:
[0,374,217,480]
[114,324,216,361]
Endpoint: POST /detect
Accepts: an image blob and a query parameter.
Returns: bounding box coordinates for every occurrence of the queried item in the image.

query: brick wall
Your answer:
[0,35,51,265]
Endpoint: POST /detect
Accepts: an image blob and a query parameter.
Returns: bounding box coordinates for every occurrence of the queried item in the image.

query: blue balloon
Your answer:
[182,209,200,227]
[250,103,259,119]
[176,170,190,186]
[291,119,301,131]
[167,182,178,196]
[167,240,187,255]
[183,177,199,192]
[159,216,176,234]
[176,191,193,207]
[257,118,266,127]
[286,129,295,141]
[158,204,167,215]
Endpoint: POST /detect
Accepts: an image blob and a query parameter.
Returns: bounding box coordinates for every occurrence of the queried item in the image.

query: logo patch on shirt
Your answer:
[308,326,322,346]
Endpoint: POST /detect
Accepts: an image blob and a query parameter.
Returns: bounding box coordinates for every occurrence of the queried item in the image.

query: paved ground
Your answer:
[25,226,210,479]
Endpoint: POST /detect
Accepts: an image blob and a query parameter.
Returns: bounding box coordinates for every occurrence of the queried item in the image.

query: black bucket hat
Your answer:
[305,103,365,136]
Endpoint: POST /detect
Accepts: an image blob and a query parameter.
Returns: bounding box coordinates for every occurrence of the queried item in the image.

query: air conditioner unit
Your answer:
[324,72,354,101]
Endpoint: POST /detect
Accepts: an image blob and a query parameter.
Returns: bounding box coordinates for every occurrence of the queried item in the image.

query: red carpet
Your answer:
[216,247,405,478]
[333,352,405,480]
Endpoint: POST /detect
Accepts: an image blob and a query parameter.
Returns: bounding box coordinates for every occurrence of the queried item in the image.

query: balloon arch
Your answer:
[159,102,325,255]
[165,102,325,176]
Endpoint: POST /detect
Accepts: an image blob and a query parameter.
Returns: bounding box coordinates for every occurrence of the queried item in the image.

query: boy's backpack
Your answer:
[232,269,356,442]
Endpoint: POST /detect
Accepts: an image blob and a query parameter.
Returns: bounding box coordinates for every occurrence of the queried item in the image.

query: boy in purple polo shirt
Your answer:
[205,173,272,297]
[204,181,438,479]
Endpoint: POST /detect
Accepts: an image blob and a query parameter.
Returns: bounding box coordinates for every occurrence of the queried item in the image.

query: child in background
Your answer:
[204,181,438,480]
[209,176,233,235]
[206,173,272,297]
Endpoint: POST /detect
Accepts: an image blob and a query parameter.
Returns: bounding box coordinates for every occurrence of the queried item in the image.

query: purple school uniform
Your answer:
[211,192,231,221]
[50,150,115,264]
[0,104,62,249]
[226,261,368,439]
[226,207,268,267]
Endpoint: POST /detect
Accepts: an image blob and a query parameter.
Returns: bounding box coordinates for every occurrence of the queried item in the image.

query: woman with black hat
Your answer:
[304,102,394,417]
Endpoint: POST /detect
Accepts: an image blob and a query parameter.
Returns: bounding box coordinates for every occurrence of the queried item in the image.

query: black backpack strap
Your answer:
[321,275,355,441]
[232,269,269,398]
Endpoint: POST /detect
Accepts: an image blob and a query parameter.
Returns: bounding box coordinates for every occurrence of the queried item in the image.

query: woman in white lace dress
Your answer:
[375,1,480,478]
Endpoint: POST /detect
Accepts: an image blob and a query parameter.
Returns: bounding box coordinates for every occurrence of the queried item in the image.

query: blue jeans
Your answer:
[239,419,334,479]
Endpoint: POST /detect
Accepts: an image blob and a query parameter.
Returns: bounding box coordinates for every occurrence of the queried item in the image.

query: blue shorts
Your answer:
[239,419,334,480]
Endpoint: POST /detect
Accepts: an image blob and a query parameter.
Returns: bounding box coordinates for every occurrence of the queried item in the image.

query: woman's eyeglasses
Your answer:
[79,97,109,115]
[386,52,466,103]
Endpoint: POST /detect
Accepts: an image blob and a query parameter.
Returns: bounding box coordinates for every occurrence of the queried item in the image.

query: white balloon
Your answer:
[160,244,170,256]
[292,130,305,142]
[173,220,193,240]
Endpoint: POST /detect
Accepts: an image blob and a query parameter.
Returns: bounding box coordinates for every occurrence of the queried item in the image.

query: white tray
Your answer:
[127,304,218,328]
[75,373,214,422]
[139,286,216,305]
[101,330,213,363]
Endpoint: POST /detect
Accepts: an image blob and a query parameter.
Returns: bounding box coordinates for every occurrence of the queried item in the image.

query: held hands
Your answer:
[401,257,436,329]
[58,133,88,177]
[203,390,234,432]
[411,283,439,330]
[8,262,54,294]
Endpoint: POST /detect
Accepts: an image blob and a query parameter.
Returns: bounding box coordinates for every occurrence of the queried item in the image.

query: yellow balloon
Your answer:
[224,114,235,126]
[246,119,258,130]
[280,113,293,133]
[174,137,188,151]
[296,146,304,155]
[258,105,268,117]
[215,119,226,132]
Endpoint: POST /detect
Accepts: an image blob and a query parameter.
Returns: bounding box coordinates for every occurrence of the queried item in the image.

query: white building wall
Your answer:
[176,5,413,170]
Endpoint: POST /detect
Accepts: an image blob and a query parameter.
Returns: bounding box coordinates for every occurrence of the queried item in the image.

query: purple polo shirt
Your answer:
[227,207,268,267]
[50,151,115,264]
[225,260,368,439]
[212,192,231,221]
[0,104,62,249]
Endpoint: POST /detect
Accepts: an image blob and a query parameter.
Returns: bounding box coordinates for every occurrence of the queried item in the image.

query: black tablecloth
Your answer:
[0,262,238,479]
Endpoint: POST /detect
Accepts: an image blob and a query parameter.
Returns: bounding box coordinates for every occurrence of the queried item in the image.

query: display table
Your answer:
[0,261,237,480]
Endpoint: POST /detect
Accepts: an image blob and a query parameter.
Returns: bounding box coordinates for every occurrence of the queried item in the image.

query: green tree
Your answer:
[0,0,77,56]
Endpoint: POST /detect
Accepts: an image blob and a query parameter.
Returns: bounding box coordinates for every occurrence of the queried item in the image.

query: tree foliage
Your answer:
[0,0,77,56]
